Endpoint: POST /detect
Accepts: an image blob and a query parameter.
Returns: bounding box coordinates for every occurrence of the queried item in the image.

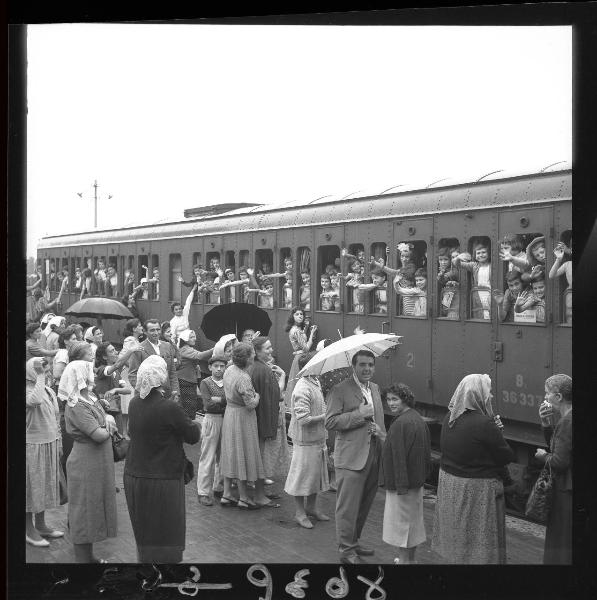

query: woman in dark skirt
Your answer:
[535,374,572,564]
[124,355,201,563]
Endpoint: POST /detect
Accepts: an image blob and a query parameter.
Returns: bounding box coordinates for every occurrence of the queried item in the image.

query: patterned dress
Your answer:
[285,326,310,407]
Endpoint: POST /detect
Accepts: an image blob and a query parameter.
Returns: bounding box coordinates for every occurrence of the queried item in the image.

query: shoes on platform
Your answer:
[355,544,375,557]
[198,495,213,506]
[26,535,50,547]
[39,529,65,538]
[295,515,314,529]
[340,553,365,564]
[237,500,260,510]
[213,490,223,499]
[306,511,330,522]
[220,496,238,507]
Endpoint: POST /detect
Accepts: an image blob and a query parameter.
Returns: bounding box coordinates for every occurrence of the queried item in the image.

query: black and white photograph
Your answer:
[9,6,597,599]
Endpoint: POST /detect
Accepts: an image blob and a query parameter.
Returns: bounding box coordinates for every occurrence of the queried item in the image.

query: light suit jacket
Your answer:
[128,339,180,396]
[325,377,386,471]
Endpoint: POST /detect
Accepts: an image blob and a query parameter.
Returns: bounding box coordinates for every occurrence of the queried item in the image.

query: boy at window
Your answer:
[492,270,526,322]
[499,234,527,273]
[359,271,388,314]
[299,271,311,312]
[514,267,546,323]
[521,236,546,284]
[106,266,118,296]
[320,274,337,311]
[395,268,427,317]
[437,247,460,319]
[342,259,365,314]
[453,243,491,320]
[179,263,209,302]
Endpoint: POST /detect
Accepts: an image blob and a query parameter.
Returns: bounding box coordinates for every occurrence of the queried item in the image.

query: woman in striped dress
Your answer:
[284,308,317,407]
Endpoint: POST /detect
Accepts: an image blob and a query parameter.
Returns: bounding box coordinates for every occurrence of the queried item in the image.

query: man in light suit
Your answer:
[325,349,386,564]
[128,319,180,401]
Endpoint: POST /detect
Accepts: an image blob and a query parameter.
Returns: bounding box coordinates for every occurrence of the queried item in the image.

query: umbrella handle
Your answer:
[97,316,103,328]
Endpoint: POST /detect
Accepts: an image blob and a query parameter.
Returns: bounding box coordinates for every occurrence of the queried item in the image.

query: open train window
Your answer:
[148,255,159,301]
[70,257,81,293]
[137,255,148,300]
[436,238,460,320]
[395,240,427,318]
[297,247,311,313]
[551,229,572,325]
[49,258,57,292]
[122,256,135,296]
[279,248,293,310]
[497,232,545,324]
[94,257,107,296]
[344,243,365,314]
[186,252,203,303]
[368,243,388,315]
[106,257,118,297]
[317,245,340,312]
[169,253,182,303]
[59,258,70,293]
[255,249,274,309]
[454,237,491,321]
[225,250,236,271]
[205,252,221,305]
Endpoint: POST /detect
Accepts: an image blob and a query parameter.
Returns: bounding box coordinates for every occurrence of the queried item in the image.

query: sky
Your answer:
[26,24,571,258]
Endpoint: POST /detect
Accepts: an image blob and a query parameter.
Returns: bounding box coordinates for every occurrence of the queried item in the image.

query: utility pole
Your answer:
[77,180,112,229]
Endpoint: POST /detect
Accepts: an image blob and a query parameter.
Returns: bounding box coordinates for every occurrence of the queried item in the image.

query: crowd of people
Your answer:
[25,286,572,564]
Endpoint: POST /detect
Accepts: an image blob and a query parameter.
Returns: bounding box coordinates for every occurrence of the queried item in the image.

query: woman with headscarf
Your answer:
[219,343,266,509]
[284,351,330,528]
[124,355,201,563]
[44,316,66,352]
[59,348,118,563]
[26,357,64,547]
[84,326,103,360]
[212,333,238,366]
[118,318,145,436]
[176,329,214,419]
[431,374,515,564]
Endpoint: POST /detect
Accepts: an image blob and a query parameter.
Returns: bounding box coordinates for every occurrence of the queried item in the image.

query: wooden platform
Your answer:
[26,440,546,564]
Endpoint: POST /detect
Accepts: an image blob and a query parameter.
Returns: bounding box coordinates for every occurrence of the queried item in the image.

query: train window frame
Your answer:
[497,232,547,327]
[394,239,428,320]
[255,249,275,309]
[205,252,221,305]
[169,253,182,303]
[459,236,492,323]
[344,243,366,315]
[149,254,160,301]
[316,245,341,313]
[70,257,80,294]
[189,252,204,305]
[137,255,149,301]
[94,256,108,296]
[279,247,293,311]
[297,246,312,315]
[106,256,118,297]
[367,242,389,317]
[554,229,572,327]
[435,237,461,321]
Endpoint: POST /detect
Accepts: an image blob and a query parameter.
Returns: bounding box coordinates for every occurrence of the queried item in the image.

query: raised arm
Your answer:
[182,284,196,318]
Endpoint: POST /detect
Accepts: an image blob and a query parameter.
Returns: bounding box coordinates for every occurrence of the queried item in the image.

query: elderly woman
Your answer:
[59,347,118,563]
[213,333,237,365]
[124,355,201,563]
[284,351,330,528]
[536,374,572,564]
[26,357,64,547]
[176,329,214,418]
[431,374,515,564]
[220,343,266,509]
[380,383,431,564]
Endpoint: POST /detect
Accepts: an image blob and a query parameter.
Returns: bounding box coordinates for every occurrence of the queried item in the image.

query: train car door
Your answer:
[431,212,467,417]
[313,224,344,354]
[391,217,433,405]
[177,237,205,343]
[495,206,552,447]
[254,230,277,342]
[552,202,572,376]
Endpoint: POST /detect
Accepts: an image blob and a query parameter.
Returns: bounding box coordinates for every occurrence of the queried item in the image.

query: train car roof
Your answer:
[38,168,571,249]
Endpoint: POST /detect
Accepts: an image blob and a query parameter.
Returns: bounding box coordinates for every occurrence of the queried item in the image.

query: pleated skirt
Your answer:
[124,473,185,563]
[284,442,329,497]
[382,487,426,548]
[26,440,60,514]
[220,405,265,482]
[431,468,506,564]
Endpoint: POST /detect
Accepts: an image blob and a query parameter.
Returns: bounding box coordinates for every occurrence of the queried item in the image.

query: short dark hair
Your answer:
[501,233,524,253]
[231,342,254,368]
[285,307,306,332]
[351,349,376,366]
[171,302,182,313]
[414,268,427,279]
[546,374,572,403]
[505,270,522,283]
[124,318,141,337]
[58,326,77,349]
[144,318,160,330]
[382,383,415,408]
[26,322,41,337]
[252,336,270,352]
[208,355,228,366]
[33,288,43,299]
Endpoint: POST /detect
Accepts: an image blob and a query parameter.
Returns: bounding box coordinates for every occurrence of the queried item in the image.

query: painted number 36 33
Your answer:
[501,391,538,407]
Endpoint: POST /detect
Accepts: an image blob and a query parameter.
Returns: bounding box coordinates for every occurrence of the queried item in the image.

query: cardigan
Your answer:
[250,358,281,440]
[380,408,431,493]
[199,377,227,415]
[125,388,200,479]
[543,411,572,491]
[440,411,515,479]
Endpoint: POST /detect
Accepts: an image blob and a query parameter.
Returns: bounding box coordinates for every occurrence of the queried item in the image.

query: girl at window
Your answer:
[453,243,491,320]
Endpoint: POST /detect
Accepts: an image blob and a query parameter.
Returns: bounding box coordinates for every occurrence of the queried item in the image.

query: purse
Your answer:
[111,431,130,462]
[525,461,553,523]
[183,455,194,485]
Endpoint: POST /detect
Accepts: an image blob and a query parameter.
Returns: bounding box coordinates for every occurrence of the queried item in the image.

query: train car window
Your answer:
[550,229,572,325]
[497,232,545,324]
[366,243,388,315]
[123,256,135,296]
[453,237,491,321]
[169,253,182,303]
[239,250,249,268]
[149,255,160,301]
[279,248,293,310]
[94,256,107,296]
[317,245,340,312]
[106,257,118,297]
[394,240,427,318]
[255,249,274,309]
[48,259,57,292]
[138,255,148,300]
[297,247,311,313]
[437,237,461,320]
[70,257,80,294]
[205,252,221,305]
[343,244,365,314]
[225,250,236,271]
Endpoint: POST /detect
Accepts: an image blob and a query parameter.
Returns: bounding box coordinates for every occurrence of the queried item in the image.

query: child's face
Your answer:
[301,273,310,284]
[284,258,293,270]
[507,277,523,295]
[98,261,105,270]
[107,267,116,277]
[415,276,427,291]
[239,271,248,280]
[372,274,385,287]
[438,256,450,270]
[330,274,340,287]
[377,257,385,267]
[153,268,160,279]
[351,260,361,273]
[400,250,412,263]
[532,280,545,299]
[321,277,331,290]
[226,271,235,281]
[532,243,546,262]
[210,361,227,379]
[357,250,365,261]
[261,263,271,274]
[500,242,511,253]
[475,247,489,263]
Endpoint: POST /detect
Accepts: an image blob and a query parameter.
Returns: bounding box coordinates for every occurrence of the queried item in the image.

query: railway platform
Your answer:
[26,439,546,565]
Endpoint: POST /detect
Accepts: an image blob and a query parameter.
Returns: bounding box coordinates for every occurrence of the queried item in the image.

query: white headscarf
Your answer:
[84,327,96,342]
[135,355,168,399]
[58,360,95,407]
[213,334,237,357]
[178,328,193,345]
[447,373,493,427]
[44,316,65,337]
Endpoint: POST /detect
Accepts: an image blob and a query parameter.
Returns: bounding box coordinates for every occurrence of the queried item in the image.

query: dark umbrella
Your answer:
[200,302,272,342]
[65,297,134,327]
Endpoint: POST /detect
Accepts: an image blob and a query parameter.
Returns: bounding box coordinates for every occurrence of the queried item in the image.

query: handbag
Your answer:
[525,461,554,523]
[112,431,130,462]
[183,455,194,485]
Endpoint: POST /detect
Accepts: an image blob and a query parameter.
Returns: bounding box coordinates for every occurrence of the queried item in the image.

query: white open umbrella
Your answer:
[296,333,402,378]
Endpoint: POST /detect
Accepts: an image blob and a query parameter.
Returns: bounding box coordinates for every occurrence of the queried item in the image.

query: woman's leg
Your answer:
[305,493,330,520]
[253,479,269,504]
[237,480,251,504]
[223,477,234,499]
[293,496,306,518]
[395,547,411,564]
[34,511,63,537]
[26,512,43,540]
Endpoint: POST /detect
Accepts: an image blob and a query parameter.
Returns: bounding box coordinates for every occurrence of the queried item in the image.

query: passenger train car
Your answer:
[37,169,572,479]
